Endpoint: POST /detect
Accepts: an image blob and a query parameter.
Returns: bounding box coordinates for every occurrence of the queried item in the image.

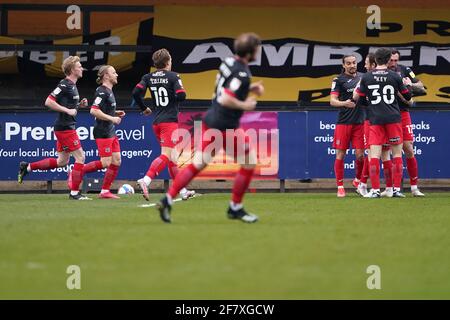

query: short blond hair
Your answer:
[96,65,113,85]
[62,56,80,76]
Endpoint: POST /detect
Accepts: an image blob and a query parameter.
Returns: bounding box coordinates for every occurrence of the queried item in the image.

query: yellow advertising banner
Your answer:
[153,6,450,103]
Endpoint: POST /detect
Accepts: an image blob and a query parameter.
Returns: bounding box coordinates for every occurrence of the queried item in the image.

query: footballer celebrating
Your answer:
[156,32,264,223]
[132,49,195,201]
[330,55,365,197]
[18,56,90,200]
[387,50,426,197]
[77,65,125,199]
[355,48,412,198]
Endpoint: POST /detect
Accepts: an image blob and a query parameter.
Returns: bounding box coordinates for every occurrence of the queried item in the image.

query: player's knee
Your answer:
[404,143,414,158]
[336,150,346,160]
[101,157,112,168]
[112,158,121,167]
[57,158,69,167]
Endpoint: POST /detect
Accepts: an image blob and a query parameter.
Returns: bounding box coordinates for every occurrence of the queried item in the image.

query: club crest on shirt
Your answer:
[52,87,62,95]
[229,78,242,91]
[94,97,102,105]
[331,81,336,90]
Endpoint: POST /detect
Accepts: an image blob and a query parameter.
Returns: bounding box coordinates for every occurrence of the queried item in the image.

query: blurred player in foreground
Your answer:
[156,33,264,223]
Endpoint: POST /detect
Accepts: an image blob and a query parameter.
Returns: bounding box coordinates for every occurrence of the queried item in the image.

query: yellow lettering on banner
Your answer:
[154,6,450,44]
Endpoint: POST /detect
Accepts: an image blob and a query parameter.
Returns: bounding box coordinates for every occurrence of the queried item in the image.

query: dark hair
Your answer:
[391,49,401,57]
[234,32,261,58]
[152,48,171,69]
[341,54,356,73]
[367,52,376,66]
[374,48,392,65]
[342,54,356,64]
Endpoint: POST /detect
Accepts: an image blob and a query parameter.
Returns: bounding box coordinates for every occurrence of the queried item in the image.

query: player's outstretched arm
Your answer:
[412,80,427,95]
[405,67,427,95]
[405,77,427,96]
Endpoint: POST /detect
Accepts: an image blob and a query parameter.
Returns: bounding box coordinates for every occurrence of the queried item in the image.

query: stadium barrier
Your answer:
[1,109,448,192]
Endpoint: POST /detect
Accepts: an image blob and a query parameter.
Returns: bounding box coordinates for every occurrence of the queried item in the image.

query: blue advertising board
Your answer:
[1,110,449,181]
[0,111,167,180]
[278,110,450,179]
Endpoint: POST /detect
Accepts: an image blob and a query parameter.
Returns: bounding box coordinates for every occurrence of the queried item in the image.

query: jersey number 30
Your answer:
[368,84,395,104]
[150,87,169,107]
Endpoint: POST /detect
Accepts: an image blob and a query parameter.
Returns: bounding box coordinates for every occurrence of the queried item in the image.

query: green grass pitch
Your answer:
[0,192,449,299]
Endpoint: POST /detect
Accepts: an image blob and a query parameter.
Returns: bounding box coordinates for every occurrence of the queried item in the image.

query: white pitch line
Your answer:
[138,194,202,208]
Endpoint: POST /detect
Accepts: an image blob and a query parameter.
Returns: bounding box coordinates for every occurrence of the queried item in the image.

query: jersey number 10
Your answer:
[150,87,169,107]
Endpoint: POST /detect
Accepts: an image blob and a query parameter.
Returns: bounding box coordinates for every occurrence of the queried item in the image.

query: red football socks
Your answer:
[83,160,103,174]
[369,158,380,190]
[71,163,85,191]
[392,157,404,189]
[382,160,393,188]
[168,161,179,179]
[360,156,369,184]
[334,159,344,187]
[102,164,120,191]
[355,157,364,180]
[167,164,200,199]
[231,167,254,204]
[146,154,169,179]
[30,158,58,171]
[406,157,419,186]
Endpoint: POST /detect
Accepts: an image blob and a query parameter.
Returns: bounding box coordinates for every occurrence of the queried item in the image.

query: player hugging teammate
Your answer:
[354,48,412,198]
[330,55,365,197]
